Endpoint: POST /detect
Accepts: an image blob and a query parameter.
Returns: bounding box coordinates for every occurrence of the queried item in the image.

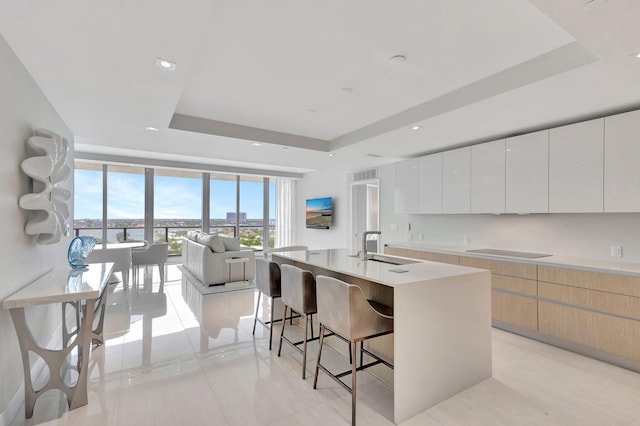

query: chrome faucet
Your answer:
[361,231,381,260]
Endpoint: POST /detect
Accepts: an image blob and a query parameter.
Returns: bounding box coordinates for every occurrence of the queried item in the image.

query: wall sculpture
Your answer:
[18,129,71,244]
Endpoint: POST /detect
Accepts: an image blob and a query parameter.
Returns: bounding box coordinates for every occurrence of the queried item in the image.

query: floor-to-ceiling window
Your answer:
[209,173,237,238]
[268,180,276,249]
[74,160,286,254]
[73,161,104,241]
[106,165,145,244]
[154,169,202,256]
[239,176,265,248]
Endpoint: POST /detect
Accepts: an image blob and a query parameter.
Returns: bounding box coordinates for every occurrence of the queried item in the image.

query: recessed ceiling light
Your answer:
[411,125,422,130]
[328,153,335,157]
[155,57,176,71]
[307,108,317,113]
[252,142,262,146]
[341,87,353,94]
[388,55,407,65]
[636,52,640,58]
[145,126,159,131]
[367,154,382,158]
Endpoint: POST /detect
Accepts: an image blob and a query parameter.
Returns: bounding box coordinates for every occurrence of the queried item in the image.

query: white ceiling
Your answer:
[1,0,639,176]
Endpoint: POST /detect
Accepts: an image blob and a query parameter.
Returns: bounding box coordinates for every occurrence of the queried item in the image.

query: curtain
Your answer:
[275,177,295,247]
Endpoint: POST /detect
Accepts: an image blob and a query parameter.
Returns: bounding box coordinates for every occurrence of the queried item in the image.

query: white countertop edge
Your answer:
[386,242,640,277]
[272,249,490,288]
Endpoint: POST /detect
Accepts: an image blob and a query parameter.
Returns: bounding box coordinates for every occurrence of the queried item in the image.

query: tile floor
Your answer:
[10,264,640,425]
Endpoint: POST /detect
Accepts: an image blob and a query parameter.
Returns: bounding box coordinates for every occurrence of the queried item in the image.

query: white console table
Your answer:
[1,262,113,418]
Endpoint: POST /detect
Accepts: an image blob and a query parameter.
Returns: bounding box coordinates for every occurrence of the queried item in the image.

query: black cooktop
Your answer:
[465,249,551,259]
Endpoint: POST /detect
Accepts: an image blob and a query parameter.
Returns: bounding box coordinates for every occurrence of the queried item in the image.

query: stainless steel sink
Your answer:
[348,253,418,265]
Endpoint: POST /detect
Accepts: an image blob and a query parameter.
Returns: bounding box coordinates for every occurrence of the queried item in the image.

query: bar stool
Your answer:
[252,258,283,350]
[313,275,394,426]
[252,246,308,349]
[277,264,318,379]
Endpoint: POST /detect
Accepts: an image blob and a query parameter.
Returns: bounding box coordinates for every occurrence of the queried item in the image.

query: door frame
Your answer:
[349,178,380,253]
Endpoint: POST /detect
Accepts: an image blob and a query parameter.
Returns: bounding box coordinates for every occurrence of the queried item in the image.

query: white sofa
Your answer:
[182,236,255,286]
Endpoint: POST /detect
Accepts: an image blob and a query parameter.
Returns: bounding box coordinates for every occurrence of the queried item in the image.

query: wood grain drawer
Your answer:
[405,249,459,265]
[459,256,537,280]
[538,301,640,362]
[384,246,407,257]
[492,274,537,296]
[538,265,640,297]
[492,291,537,331]
[539,281,640,319]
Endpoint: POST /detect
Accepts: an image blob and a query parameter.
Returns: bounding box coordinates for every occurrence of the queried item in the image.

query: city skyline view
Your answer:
[74,169,276,222]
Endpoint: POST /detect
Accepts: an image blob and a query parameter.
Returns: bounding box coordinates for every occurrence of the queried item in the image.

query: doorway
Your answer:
[349,179,380,254]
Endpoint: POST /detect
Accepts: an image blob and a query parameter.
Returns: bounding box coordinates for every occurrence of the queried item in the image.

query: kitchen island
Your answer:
[271,248,492,424]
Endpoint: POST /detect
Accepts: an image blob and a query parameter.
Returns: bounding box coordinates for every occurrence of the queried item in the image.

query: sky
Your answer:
[74,169,276,220]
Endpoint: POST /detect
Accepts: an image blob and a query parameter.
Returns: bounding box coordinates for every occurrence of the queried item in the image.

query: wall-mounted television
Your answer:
[306,197,333,229]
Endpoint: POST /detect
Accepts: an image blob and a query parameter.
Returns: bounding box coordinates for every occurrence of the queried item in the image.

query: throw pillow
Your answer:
[221,237,241,251]
[200,234,226,253]
[186,230,199,241]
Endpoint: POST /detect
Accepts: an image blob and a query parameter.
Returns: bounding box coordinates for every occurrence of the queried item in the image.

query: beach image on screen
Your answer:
[306,197,332,229]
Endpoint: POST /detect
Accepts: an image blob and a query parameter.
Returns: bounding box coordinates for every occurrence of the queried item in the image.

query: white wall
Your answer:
[0,34,73,422]
[295,169,349,250]
[379,163,640,263]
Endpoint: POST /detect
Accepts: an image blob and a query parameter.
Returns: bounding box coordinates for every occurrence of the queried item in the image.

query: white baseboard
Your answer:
[1,324,62,426]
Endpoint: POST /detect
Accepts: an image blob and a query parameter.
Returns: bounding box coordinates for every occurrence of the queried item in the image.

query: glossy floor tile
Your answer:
[9,264,640,425]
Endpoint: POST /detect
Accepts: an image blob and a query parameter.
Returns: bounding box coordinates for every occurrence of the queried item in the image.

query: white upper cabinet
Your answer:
[549,119,604,213]
[505,130,549,213]
[442,147,471,214]
[471,139,505,214]
[418,153,443,214]
[392,109,640,216]
[394,158,419,214]
[604,109,640,212]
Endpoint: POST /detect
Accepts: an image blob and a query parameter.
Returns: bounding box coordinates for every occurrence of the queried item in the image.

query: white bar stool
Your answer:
[277,264,318,379]
[253,258,285,350]
[313,275,394,426]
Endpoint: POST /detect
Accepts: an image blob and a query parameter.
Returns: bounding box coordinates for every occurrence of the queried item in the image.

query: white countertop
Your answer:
[2,262,114,309]
[271,248,486,288]
[386,242,640,277]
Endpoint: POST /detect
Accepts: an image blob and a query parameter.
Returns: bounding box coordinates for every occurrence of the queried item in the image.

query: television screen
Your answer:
[306,197,333,229]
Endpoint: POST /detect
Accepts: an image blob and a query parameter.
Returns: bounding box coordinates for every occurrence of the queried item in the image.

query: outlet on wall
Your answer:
[611,245,623,257]
[418,233,423,241]
[463,236,470,245]
[390,224,399,231]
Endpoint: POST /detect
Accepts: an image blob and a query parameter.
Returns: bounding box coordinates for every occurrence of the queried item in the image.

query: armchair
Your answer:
[132,243,169,285]
[86,246,132,288]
